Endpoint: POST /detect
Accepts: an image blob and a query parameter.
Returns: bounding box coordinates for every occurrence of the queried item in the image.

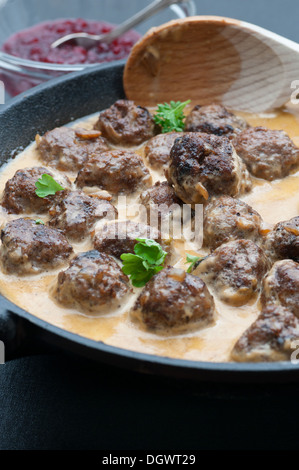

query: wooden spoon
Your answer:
[123,16,299,112]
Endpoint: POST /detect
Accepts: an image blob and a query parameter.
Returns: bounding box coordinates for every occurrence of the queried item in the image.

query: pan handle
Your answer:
[0,309,27,361]
[0,307,57,361]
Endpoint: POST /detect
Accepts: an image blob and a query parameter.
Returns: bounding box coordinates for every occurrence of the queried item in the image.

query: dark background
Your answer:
[1,0,299,450]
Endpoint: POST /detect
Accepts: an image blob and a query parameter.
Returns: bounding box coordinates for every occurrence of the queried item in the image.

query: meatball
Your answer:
[36,126,109,172]
[144,132,184,170]
[139,181,183,229]
[203,196,263,250]
[0,218,73,274]
[264,216,299,263]
[185,104,248,137]
[166,132,252,205]
[234,126,299,180]
[194,239,269,306]
[1,166,69,215]
[53,250,131,313]
[93,220,171,259]
[76,150,152,194]
[231,304,299,362]
[94,99,155,145]
[131,266,215,332]
[261,260,299,317]
[48,190,117,241]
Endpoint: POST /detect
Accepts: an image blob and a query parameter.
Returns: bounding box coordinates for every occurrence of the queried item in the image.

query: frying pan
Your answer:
[0,61,298,382]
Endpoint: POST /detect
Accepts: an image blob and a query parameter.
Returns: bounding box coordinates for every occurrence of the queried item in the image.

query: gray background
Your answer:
[193,0,299,42]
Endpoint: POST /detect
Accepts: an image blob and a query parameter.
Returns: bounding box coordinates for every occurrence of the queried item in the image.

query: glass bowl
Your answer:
[0,0,196,96]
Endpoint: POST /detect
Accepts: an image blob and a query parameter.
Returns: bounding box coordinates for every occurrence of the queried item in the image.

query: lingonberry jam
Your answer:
[1,18,141,95]
[2,18,141,64]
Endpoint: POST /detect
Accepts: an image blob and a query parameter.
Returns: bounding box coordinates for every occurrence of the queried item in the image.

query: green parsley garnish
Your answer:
[35,219,45,225]
[153,100,191,133]
[35,174,65,198]
[121,238,167,288]
[185,254,205,273]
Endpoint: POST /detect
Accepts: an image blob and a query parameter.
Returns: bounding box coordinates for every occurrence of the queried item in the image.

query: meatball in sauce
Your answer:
[1,166,70,215]
[76,149,152,195]
[94,99,156,145]
[231,304,299,362]
[234,126,299,180]
[264,216,299,263]
[93,220,171,259]
[166,132,252,205]
[48,190,117,241]
[139,181,183,231]
[54,250,132,313]
[144,132,185,170]
[0,218,73,274]
[203,196,263,250]
[36,126,109,172]
[194,240,269,306]
[131,266,216,333]
[261,260,299,317]
[185,104,248,138]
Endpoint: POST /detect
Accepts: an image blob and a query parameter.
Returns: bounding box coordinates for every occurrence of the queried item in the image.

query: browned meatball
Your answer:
[194,240,269,306]
[234,126,299,180]
[53,250,131,313]
[36,127,109,172]
[264,216,299,263]
[76,150,152,194]
[1,166,70,215]
[0,218,73,274]
[93,220,171,259]
[231,304,299,362]
[94,99,155,145]
[144,132,184,170]
[131,266,215,332]
[261,260,299,317]
[185,104,248,137]
[139,181,183,229]
[48,190,117,241]
[166,132,252,205]
[203,196,263,250]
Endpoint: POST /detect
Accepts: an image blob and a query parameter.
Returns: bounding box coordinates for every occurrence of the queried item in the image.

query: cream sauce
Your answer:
[0,104,299,363]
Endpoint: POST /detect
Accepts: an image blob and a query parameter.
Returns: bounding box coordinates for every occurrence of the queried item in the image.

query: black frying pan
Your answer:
[0,61,298,382]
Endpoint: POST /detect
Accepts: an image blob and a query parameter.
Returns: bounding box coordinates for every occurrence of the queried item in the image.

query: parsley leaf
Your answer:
[185,254,205,273]
[129,265,164,288]
[35,174,65,198]
[153,100,191,133]
[134,238,167,266]
[120,253,146,276]
[120,238,167,288]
